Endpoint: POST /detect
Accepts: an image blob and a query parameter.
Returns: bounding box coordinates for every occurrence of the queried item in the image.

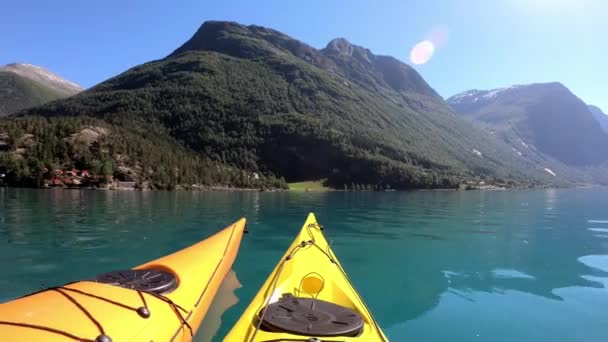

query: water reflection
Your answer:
[312,189,608,336]
[195,270,241,342]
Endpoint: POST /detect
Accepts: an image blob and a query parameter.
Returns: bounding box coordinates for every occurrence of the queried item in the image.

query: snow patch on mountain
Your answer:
[483,85,524,99]
[512,147,523,156]
[448,90,483,104]
[448,85,525,104]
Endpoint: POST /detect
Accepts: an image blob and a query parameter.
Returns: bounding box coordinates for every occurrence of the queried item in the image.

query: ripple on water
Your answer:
[27,263,59,273]
[588,228,608,233]
[578,255,608,272]
[74,235,100,242]
[492,269,535,280]
[581,275,608,288]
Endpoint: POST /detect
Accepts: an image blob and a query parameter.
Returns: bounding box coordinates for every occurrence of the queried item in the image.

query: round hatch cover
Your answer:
[259,295,364,337]
[95,269,177,294]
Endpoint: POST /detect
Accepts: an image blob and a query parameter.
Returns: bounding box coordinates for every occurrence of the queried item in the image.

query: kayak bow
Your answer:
[0,218,246,342]
[225,213,387,341]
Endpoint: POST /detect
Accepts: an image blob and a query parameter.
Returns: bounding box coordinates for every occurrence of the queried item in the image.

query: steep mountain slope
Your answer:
[0,63,82,117]
[448,83,608,167]
[589,105,608,134]
[16,21,556,189]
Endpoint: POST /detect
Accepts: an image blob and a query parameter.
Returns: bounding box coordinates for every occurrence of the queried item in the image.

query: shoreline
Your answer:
[0,184,591,192]
[0,184,287,192]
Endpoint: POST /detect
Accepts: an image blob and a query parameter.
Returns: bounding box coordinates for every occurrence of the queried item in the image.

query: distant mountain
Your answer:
[0,63,82,117]
[9,21,558,189]
[588,105,608,134]
[448,83,608,167]
[1,63,82,95]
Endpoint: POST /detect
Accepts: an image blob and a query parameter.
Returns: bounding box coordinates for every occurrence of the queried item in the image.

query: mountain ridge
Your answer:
[447,82,608,169]
[6,21,563,189]
[172,21,443,101]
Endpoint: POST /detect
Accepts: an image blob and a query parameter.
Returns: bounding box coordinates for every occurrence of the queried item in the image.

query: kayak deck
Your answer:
[0,218,246,342]
[225,213,387,341]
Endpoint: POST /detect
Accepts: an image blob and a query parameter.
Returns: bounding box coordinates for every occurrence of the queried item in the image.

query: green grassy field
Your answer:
[288,180,330,191]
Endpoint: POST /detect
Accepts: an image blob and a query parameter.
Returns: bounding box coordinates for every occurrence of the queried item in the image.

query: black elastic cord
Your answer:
[0,222,244,341]
[53,288,105,336]
[136,290,148,309]
[60,286,138,311]
[1,284,191,341]
[250,221,387,342]
[0,320,95,342]
[168,299,194,336]
[146,291,188,314]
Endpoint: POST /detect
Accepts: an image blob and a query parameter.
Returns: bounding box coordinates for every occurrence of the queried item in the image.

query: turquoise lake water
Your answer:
[1,188,608,341]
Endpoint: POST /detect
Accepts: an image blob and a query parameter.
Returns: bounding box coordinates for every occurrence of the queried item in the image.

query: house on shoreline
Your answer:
[44,169,107,188]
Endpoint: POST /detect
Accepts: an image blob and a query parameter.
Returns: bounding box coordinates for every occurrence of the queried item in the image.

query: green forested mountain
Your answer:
[8,21,562,189]
[0,64,82,117]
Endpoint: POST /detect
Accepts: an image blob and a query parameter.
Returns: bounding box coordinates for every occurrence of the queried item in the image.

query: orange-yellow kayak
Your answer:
[225,213,387,341]
[0,218,246,342]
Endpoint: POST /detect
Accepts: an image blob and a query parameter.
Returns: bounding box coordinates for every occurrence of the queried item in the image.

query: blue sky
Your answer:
[2,0,607,111]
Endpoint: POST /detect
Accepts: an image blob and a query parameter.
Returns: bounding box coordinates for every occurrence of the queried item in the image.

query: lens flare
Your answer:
[409,40,435,65]
[408,25,449,66]
[427,25,449,48]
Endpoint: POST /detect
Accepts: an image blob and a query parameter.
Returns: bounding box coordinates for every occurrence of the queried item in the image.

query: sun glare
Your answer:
[409,25,448,66]
[409,40,435,65]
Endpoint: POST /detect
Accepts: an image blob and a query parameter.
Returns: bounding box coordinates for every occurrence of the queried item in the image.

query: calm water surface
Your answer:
[1,188,607,341]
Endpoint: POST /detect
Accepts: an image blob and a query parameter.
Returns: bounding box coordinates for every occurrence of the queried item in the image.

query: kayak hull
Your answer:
[225,213,387,341]
[0,218,246,342]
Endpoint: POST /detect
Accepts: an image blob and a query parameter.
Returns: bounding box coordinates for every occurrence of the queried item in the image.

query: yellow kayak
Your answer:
[0,218,246,342]
[225,213,388,341]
